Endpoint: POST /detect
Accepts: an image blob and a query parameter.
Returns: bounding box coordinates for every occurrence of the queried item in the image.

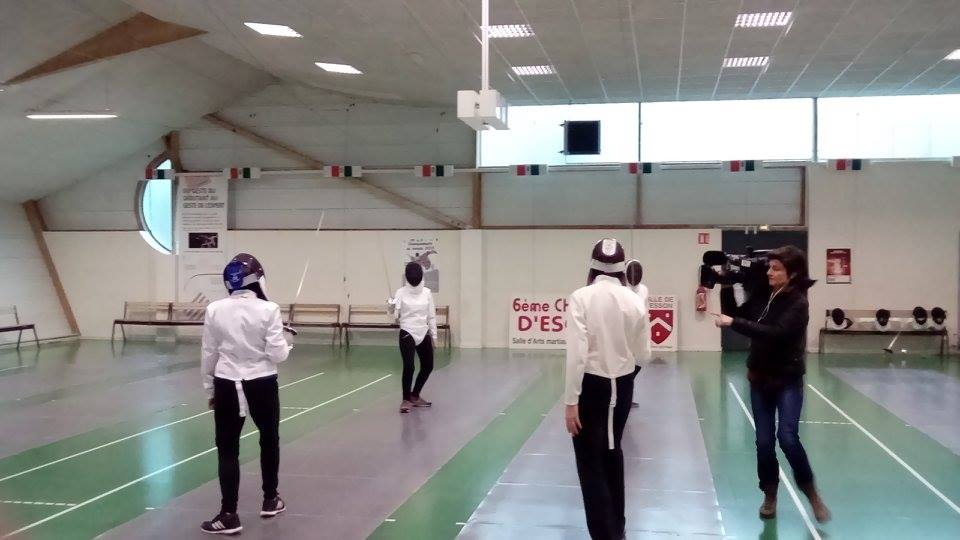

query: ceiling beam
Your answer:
[202,114,469,229]
[3,13,205,86]
[163,131,183,172]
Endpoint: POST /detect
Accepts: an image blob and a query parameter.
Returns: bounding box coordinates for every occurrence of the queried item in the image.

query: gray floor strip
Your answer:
[99,350,547,540]
[458,364,724,539]
[829,367,960,455]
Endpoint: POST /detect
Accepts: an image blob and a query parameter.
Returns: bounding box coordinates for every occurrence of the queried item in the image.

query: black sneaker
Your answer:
[261,495,286,517]
[201,512,242,535]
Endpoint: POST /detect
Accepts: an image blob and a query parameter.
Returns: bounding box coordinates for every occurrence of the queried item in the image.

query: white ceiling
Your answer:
[124,0,960,105]
[2,0,959,202]
[0,0,273,202]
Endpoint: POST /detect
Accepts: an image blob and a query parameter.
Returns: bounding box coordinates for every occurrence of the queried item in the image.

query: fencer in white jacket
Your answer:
[199,253,291,535]
[565,239,649,540]
[388,262,438,413]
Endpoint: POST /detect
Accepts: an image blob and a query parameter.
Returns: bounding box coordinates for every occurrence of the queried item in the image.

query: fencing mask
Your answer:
[405,262,424,287]
[826,308,852,330]
[625,259,643,288]
[911,306,928,329]
[223,253,268,301]
[587,238,626,285]
[931,307,946,330]
[874,308,891,331]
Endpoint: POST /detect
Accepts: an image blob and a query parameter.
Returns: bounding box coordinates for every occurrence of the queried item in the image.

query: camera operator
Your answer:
[711,245,831,523]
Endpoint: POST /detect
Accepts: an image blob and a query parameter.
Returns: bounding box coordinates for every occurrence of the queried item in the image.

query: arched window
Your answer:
[137,157,174,254]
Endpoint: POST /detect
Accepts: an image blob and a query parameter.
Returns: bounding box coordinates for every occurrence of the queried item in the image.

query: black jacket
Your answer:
[720,285,809,386]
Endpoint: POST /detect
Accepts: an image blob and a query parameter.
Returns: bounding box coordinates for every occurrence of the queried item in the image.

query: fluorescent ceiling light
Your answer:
[512,65,555,76]
[27,113,117,119]
[244,22,301,37]
[723,56,769,68]
[945,49,960,60]
[315,62,363,74]
[735,12,792,28]
[487,24,534,38]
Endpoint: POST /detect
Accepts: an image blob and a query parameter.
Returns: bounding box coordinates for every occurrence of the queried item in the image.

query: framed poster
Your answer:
[403,237,439,292]
[826,248,852,284]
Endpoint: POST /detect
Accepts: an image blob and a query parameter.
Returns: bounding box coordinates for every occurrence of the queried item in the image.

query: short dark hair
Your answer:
[768,245,815,292]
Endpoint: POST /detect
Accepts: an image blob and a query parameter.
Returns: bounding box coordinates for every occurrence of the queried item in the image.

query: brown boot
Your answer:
[799,483,832,523]
[759,486,777,520]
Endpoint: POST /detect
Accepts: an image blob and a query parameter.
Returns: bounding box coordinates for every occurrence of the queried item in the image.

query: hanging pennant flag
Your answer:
[146,168,176,180]
[625,162,655,174]
[223,167,261,180]
[828,159,864,171]
[723,160,757,172]
[415,164,455,177]
[514,164,547,176]
[324,165,363,178]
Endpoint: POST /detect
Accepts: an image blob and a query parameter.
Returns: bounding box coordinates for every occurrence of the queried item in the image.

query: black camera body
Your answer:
[699,248,771,297]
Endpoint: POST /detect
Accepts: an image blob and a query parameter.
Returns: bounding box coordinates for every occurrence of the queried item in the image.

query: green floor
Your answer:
[0,341,957,539]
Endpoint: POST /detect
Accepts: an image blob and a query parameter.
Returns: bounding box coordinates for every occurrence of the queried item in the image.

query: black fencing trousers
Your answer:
[399,330,434,401]
[572,369,637,540]
[213,375,280,513]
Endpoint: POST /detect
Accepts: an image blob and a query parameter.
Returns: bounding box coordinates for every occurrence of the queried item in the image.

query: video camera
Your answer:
[699,248,772,295]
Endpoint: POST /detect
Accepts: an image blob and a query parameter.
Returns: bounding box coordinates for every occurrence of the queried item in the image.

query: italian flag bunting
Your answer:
[415,164,455,177]
[828,159,864,171]
[514,164,546,176]
[146,169,176,180]
[723,160,757,172]
[223,167,261,180]
[625,163,655,174]
[324,165,363,178]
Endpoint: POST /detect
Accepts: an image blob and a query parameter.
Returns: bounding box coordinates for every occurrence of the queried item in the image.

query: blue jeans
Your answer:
[750,382,815,491]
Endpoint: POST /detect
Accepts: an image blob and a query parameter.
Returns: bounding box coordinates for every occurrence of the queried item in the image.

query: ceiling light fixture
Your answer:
[27,113,118,119]
[511,65,555,76]
[735,12,792,28]
[945,49,960,60]
[244,22,302,37]
[723,56,769,68]
[315,62,363,74]
[487,24,534,38]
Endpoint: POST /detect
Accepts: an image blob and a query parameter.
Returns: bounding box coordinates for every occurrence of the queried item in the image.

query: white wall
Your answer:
[482,229,722,351]
[807,161,960,351]
[0,203,71,343]
[44,232,175,339]
[45,230,461,342]
[45,228,720,350]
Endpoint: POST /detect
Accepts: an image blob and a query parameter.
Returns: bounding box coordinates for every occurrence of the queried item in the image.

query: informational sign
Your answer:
[403,237,440,292]
[649,294,678,352]
[509,295,568,349]
[176,176,228,304]
[826,248,852,284]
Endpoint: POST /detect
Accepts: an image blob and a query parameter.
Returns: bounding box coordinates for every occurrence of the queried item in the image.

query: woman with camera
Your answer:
[712,245,831,523]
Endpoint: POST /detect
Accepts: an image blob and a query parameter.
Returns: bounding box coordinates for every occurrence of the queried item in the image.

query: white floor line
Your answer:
[0,371,325,484]
[0,501,75,507]
[1,373,390,539]
[0,366,26,373]
[727,381,821,540]
[807,383,960,515]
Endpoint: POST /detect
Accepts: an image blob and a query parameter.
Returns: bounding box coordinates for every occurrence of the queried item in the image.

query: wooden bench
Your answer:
[819,308,948,356]
[112,301,204,341]
[344,304,450,348]
[0,306,39,349]
[286,303,342,345]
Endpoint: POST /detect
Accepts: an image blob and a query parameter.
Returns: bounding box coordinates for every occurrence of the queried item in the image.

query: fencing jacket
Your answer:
[566,275,649,448]
[388,284,438,345]
[202,290,292,408]
[628,283,653,365]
